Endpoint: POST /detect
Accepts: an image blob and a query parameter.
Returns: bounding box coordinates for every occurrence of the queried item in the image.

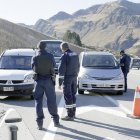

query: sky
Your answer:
[0,0,140,25]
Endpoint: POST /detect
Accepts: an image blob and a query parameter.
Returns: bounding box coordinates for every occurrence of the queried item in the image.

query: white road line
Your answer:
[76,105,128,119]
[104,95,140,122]
[42,96,65,140]
[0,108,15,127]
[104,96,131,114]
[103,137,115,140]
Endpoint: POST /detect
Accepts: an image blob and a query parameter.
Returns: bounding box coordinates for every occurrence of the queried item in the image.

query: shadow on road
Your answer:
[47,125,104,140]
[0,92,62,108]
[74,117,140,139]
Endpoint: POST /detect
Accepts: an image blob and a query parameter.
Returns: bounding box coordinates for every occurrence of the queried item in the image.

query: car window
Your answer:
[132,59,140,65]
[82,54,119,68]
[0,56,32,70]
[44,41,62,57]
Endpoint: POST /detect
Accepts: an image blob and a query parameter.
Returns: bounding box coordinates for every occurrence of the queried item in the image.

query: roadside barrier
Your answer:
[127,86,140,119]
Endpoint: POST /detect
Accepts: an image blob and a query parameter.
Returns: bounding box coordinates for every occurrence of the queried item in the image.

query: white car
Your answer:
[78,51,124,95]
[0,49,36,99]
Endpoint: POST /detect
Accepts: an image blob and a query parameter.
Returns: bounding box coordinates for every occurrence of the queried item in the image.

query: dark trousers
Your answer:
[63,76,77,117]
[123,72,128,92]
[33,78,59,125]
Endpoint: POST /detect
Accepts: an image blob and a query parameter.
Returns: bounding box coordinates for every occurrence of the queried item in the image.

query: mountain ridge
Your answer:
[22,0,140,56]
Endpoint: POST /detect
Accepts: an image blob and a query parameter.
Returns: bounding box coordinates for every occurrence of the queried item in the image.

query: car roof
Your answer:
[3,49,36,56]
[40,40,63,43]
[82,51,113,56]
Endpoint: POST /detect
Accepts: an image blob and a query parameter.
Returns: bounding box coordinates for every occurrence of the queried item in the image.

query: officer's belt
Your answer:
[37,74,52,78]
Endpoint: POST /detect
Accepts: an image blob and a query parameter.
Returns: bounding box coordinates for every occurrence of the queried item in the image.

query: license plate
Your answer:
[3,87,14,91]
[98,84,110,87]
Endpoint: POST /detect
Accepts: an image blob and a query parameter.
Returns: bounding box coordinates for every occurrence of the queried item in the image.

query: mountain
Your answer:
[26,0,140,57]
[0,18,84,54]
[49,11,72,21]
[0,18,53,53]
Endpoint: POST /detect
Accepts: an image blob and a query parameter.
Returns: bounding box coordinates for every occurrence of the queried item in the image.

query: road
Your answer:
[0,69,140,140]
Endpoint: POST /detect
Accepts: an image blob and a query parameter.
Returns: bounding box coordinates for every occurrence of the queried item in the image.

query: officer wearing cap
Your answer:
[32,41,60,130]
[58,42,80,121]
[120,50,131,92]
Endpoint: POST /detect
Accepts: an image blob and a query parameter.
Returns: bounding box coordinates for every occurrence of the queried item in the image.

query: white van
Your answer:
[0,49,36,99]
[78,51,125,95]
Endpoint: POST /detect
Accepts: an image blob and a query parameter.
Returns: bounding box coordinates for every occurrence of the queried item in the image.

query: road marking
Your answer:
[76,105,129,119]
[0,108,15,127]
[103,137,115,140]
[104,95,140,122]
[104,96,131,114]
[42,96,65,140]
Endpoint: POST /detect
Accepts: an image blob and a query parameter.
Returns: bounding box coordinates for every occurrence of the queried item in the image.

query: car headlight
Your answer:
[79,74,93,80]
[24,74,34,83]
[113,73,124,80]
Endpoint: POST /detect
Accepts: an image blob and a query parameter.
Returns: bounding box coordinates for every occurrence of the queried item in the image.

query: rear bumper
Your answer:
[0,84,34,96]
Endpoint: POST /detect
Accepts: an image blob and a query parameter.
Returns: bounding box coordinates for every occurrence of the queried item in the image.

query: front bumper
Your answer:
[78,78,124,92]
[0,83,34,96]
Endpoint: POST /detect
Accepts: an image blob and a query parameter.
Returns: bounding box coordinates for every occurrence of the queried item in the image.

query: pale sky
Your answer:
[0,0,140,25]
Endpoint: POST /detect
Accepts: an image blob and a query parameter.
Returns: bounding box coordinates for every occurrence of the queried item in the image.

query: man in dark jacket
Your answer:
[58,42,80,121]
[32,41,60,130]
[120,50,131,92]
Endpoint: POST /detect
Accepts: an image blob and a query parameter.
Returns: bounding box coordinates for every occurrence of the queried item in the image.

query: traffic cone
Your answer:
[127,86,140,119]
[132,86,140,118]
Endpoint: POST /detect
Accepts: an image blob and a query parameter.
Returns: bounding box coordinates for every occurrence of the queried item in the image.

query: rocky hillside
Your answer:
[31,0,140,56]
[0,18,53,53]
[0,18,85,54]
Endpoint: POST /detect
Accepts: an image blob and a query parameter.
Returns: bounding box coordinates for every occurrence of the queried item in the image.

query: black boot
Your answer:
[61,108,74,121]
[73,107,76,118]
[61,116,74,121]
[37,121,43,130]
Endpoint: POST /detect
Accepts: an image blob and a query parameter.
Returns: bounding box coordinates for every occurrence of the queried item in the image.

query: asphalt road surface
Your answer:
[0,69,140,140]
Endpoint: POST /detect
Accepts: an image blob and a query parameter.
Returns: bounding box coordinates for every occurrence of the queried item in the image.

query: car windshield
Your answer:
[132,59,140,65]
[82,54,119,68]
[45,41,62,57]
[0,56,32,70]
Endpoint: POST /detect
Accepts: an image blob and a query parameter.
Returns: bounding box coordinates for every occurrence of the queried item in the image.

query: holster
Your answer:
[51,75,56,86]
[33,73,38,80]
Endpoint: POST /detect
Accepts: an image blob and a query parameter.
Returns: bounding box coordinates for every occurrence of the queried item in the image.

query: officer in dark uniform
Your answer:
[32,41,60,130]
[58,42,80,121]
[120,50,131,92]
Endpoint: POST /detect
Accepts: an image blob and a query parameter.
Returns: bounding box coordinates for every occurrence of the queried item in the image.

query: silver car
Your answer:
[78,51,124,95]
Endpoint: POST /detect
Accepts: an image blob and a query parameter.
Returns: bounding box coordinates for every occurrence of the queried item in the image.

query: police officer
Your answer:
[32,41,60,130]
[58,42,80,121]
[120,50,131,92]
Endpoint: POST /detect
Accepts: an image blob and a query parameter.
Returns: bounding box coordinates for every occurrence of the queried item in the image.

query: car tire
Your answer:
[78,89,84,94]
[117,91,123,95]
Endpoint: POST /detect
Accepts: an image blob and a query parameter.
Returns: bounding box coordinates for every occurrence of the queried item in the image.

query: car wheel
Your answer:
[117,91,123,95]
[78,89,84,94]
